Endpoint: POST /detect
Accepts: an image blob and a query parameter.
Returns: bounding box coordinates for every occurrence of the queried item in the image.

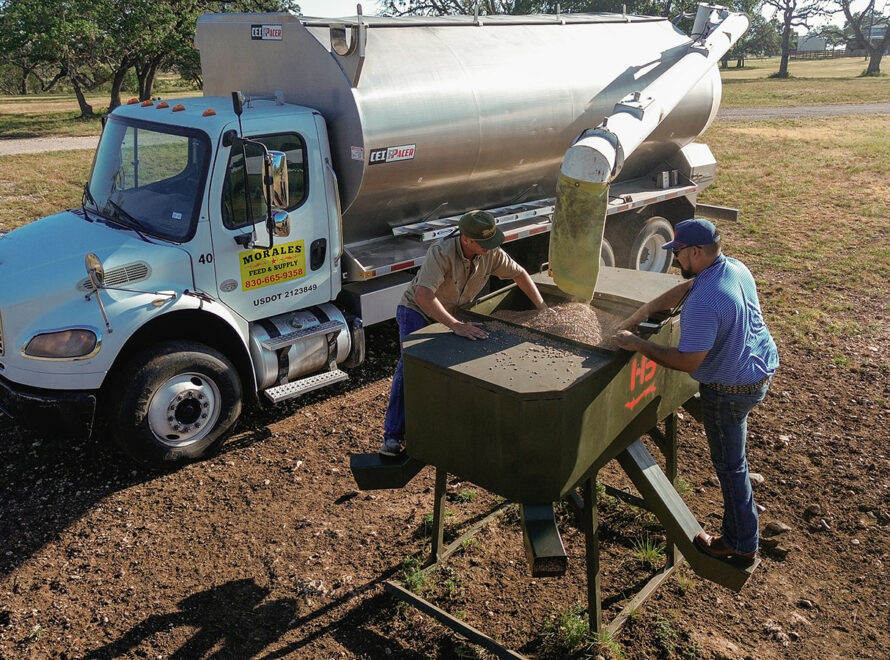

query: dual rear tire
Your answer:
[605,215,674,273]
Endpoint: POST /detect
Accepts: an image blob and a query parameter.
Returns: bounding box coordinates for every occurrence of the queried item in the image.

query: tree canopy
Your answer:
[0,0,299,115]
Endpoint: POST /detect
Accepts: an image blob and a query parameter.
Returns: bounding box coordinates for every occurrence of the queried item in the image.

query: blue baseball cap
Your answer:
[662,218,720,250]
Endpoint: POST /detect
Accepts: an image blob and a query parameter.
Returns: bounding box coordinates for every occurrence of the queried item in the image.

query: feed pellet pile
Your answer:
[490,302,614,347]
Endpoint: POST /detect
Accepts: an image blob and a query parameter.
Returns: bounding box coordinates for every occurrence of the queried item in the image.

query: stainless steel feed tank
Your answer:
[198,13,721,243]
[401,269,699,504]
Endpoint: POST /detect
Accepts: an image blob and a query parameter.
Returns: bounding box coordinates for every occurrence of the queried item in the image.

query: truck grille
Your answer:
[77,261,151,292]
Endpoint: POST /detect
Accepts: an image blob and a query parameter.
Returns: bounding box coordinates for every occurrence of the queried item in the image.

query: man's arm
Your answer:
[612,331,707,373]
[613,279,692,334]
[512,270,547,310]
[414,285,488,339]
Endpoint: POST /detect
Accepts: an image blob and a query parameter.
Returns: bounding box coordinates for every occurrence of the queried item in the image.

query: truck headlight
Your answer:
[23,328,100,360]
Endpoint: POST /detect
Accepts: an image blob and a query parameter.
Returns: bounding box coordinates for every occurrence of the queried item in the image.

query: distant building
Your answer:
[798,35,827,52]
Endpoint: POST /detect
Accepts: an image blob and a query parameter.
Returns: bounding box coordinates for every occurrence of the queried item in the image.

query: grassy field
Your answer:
[0,88,203,138]
[720,56,890,107]
[698,114,890,351]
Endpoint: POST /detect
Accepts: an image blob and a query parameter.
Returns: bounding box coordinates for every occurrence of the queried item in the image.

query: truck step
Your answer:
[260,319,345,351]
[263,369,349,403]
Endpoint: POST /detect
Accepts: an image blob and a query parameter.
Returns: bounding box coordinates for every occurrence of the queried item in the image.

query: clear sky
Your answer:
[297,1,383,17]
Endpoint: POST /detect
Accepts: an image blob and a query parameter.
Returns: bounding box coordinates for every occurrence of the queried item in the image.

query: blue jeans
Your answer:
[699,381,769,555]
[383,306,429,442]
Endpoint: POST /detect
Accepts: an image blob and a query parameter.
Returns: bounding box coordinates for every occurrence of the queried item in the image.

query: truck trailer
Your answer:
[0,4,747,466]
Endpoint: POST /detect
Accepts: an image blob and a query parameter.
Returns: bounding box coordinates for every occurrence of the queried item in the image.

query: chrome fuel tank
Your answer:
[198,13,720,243]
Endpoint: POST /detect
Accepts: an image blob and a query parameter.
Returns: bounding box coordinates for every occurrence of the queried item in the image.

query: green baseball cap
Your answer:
[458,210,504,249]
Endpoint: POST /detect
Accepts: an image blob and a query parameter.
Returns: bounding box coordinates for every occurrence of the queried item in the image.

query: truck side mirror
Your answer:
[85,253,105,289]
[264,150,289,210]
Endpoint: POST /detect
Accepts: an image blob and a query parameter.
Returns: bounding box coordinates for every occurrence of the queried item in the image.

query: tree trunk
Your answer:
[137,58,161,101]
[865,32,888,75]
[72,82,94,118]
[109,67,128,110]
[777,19,792,78]
[19,71,28,95]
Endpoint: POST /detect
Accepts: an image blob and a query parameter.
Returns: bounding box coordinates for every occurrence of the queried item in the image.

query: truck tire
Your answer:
[606,215,674,273]
[107,340,242,467]
[600,237,615,268]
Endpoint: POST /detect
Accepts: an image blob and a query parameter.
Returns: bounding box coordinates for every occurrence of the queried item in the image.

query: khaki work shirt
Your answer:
[401,236,524,321]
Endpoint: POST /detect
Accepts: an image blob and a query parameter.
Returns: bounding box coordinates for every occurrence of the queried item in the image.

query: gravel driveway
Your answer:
[0,135,99,155]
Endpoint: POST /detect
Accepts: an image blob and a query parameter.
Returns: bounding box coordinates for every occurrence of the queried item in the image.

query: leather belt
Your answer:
[702,376,771,395]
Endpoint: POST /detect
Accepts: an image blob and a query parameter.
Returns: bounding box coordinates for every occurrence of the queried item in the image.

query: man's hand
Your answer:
[613,318,640,335]
[612,329,641,351]
[451,321,489,340]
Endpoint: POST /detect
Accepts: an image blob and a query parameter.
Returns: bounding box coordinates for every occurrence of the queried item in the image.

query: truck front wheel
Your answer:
[107,340,242,466]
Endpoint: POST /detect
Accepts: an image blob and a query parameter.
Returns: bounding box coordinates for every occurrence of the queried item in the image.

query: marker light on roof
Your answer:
[172,104,185,112]
[202,108,216,117]
[141,100,153,107]
[126,98,139,105]
[156,101,169,109]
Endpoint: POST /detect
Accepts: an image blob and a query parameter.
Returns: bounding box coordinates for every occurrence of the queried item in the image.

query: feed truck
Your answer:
[0,4,747,466]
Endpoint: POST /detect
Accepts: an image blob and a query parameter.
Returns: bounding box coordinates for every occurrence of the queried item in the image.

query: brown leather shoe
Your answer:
[695,532,756,565]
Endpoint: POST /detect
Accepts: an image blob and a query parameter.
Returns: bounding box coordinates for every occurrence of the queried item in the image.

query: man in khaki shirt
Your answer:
[379,210,547,455]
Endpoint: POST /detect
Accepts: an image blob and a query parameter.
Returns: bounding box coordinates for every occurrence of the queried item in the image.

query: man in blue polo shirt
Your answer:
[612,218,778,564]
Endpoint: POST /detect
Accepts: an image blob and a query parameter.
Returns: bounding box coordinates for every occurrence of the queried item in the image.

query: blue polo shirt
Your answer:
[679,254,778,385]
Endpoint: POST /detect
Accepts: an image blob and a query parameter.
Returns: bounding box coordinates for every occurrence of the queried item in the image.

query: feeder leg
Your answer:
[429,468,448,564]
[583,476,602,636]
[665,414,678,568]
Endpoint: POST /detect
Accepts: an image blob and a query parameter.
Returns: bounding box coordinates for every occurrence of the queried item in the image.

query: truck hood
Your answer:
[0,210,194,361]
[0,210,193,296]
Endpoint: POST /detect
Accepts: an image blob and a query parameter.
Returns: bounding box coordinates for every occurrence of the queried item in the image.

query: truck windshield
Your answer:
[86,117,210,242]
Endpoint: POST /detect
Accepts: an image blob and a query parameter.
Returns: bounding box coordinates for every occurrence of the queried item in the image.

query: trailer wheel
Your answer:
[107,340,242,467]
[607,216,674,273]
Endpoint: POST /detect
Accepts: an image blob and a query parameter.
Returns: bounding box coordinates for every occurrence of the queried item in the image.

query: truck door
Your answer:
[208,129,333,321]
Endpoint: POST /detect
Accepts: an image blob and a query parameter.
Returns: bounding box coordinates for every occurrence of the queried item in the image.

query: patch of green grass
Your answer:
[631,535,665,569]
[594,628,625,659]
[419,509,456,537]
[26,624,47,641]
[460,537,479,551]
[439,565,463,599]
[831,356,851,367]
[674,569,696,596]
[0,150,94,232]
[547,603,590,651]
[654,613,679,655]
[452,488,477,503]
[401,556,429,594]
[674,476,693,498]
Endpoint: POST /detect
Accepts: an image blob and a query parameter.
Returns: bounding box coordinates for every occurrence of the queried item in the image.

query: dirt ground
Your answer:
[2,237,889,660]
